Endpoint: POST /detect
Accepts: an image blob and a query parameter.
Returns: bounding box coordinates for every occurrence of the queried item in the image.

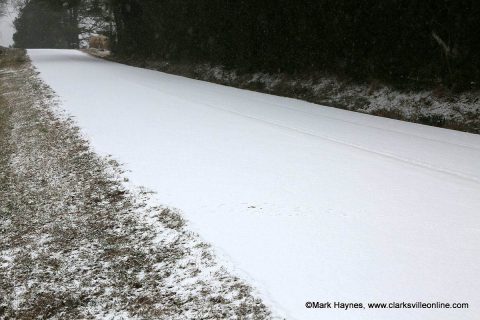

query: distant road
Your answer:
[29,49,480,320]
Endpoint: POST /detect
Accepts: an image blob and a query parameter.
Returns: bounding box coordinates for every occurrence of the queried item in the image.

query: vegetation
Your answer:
[13,0,110,48]
[0,46,26,67]
[13,0,75,48]
[109,1,480,90]
[12,1,480,89]
[0,47,272,320]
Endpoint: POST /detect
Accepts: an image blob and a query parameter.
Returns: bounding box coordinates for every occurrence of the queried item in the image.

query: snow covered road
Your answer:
[29,49,480,320]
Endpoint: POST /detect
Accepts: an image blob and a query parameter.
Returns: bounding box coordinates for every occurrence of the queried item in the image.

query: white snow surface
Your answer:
[28,49,480,320]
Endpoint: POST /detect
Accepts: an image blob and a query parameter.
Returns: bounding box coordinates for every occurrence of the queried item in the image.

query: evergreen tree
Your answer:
[13,0,110,49]
[13,0,68,48]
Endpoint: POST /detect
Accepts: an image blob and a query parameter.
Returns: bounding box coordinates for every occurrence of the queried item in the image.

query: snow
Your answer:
[28,49,480,320]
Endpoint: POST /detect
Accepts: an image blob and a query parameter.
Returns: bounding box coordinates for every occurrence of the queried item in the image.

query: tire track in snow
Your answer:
[124,78,480,184]
[125,62,480,151]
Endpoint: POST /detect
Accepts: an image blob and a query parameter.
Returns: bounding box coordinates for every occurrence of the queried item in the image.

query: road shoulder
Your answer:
[0,48,273,319]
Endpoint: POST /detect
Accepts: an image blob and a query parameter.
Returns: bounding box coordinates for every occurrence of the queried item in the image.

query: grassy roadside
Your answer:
[87,49,479,134]
[0,48,274,319]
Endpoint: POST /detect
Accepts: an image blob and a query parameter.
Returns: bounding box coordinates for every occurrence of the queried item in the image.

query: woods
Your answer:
[12,0,480,89]
[13,0,110,49]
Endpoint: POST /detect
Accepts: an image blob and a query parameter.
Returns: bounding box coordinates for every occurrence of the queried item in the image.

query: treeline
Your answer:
[14,0,79,48]
[14,0,480,88]
[110,1,480,88]
[13,0,109,49]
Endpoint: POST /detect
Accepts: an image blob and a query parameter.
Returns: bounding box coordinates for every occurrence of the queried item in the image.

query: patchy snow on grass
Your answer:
[0,49,274,320]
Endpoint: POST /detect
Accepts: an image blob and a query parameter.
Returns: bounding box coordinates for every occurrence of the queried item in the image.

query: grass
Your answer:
[0,48,274,320]
[0,47,27,69]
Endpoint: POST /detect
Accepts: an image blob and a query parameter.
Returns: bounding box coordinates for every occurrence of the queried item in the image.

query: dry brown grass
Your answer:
[0,47,27,69]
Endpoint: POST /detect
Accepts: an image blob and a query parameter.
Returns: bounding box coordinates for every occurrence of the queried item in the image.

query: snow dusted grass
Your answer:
[177,68,478,133]
[0,47,27,69]
[94,50,479,134]
[0,49,272,319]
